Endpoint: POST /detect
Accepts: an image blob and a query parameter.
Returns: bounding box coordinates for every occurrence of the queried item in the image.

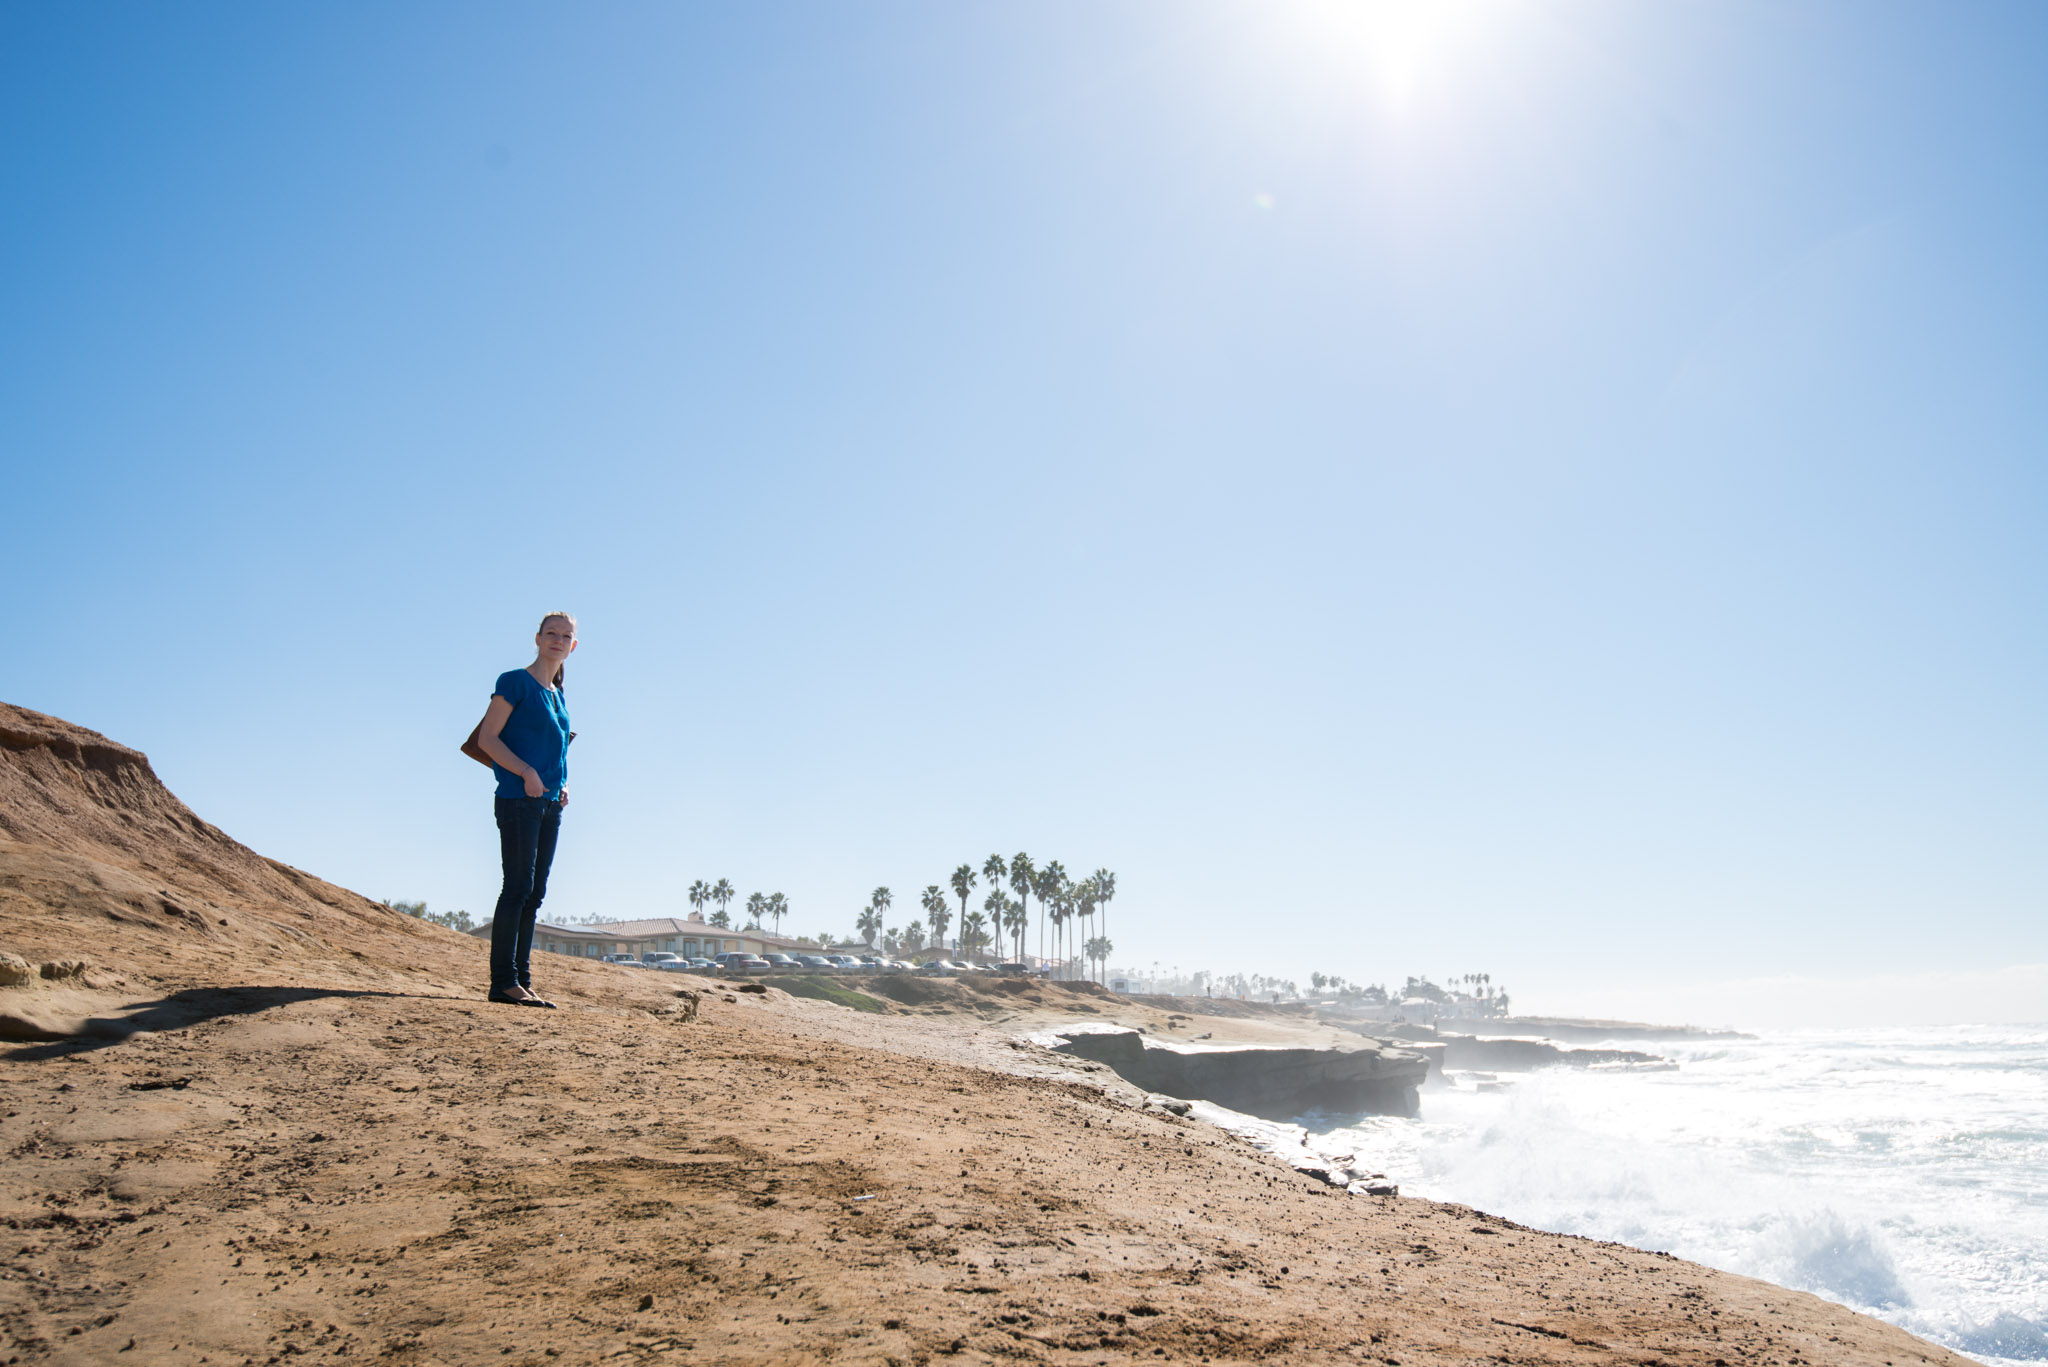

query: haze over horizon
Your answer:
[7,3,2045,1029]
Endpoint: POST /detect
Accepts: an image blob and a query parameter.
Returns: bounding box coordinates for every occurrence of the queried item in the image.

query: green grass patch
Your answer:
[777,976,890,1013]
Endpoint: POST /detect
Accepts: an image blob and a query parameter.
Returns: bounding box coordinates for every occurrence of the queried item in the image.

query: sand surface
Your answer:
[0,702,1973,1366]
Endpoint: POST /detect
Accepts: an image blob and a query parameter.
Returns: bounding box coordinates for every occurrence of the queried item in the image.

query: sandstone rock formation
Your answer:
[1050,1026,1430,1119]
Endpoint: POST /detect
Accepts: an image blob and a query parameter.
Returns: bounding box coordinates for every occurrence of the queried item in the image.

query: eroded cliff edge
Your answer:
[1050,1026,1431,1119]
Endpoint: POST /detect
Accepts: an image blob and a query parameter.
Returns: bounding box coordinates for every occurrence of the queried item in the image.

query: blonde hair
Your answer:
[537,610,578,691]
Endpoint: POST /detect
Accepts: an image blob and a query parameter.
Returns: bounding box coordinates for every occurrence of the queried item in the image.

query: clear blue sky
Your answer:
[7,2,2045,1025]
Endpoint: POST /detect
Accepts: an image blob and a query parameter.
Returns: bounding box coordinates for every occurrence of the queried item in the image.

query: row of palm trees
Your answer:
[685,878,791,935]
[852,854,1117,982]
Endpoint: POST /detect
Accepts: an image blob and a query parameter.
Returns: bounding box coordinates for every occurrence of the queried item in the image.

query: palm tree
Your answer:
[995,893,1024,959]
[871,886,893,925]
[1033,861,1067,970]
[1051,885,1075,979]
[1073,876,1100,983]
[688,879,710,921]
[1085,936,1113,982]
[712,878,735,924]
[1040,864,1073,971]
[962,911,990,960]
[949,863,977,945]
[767,892,788,936]
[900,922,926,954]
[710,909,730,929]
[923,884,952,954]
[856,904,882,948]
[1008,853,1035,962]
[1091,869,1115,975]
[980,888,1008,963]
[744,891,766,929]
[981,853,1007,908]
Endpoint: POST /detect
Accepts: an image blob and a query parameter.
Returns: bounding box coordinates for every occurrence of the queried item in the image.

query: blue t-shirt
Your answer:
[491,669,571,800]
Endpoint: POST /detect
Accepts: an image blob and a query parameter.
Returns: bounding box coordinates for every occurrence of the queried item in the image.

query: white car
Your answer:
[826,955,866,972]
[643,952,683,968]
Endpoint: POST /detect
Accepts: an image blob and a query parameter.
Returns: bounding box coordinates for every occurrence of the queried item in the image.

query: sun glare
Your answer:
[1288,0,1498,118]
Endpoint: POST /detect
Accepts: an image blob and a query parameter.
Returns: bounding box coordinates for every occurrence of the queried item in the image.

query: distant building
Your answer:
[466,912,820,961]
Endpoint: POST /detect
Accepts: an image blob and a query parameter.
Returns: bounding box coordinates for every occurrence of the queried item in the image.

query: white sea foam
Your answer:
[1292,1024,2048,1367]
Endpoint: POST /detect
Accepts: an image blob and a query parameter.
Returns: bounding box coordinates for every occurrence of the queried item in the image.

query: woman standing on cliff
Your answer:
[471,611,577,1008]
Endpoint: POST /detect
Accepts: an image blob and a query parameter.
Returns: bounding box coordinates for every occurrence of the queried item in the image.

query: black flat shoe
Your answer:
[488,991,554,1008]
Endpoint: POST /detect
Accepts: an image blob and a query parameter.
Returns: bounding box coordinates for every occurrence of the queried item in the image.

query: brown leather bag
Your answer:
[462,700,574,770]
[464,672,572,772]
[460,721,494,769]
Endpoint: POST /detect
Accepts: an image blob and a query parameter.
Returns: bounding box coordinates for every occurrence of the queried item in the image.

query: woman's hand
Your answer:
[523,769,545,799]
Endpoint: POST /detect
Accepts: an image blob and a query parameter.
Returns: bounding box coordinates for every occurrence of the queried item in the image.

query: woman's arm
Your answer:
[475,695,546,798]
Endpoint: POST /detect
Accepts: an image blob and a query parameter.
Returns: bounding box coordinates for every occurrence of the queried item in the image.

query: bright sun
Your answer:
[1290,0,1499,117]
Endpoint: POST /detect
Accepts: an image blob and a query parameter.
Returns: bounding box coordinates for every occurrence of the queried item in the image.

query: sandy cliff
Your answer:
[0,702,1973,1366]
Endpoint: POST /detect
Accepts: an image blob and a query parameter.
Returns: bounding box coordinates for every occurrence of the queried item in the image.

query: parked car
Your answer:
[712,952,770,976]
[683,957,720,974]
[760,953,803,972]
[796,954,837,972]
[878,958,912,973]
[995,962,1029,976]
[642,952,682,968]
[601,954,643,966]
[826,955,866,972]
[916,959,963,976]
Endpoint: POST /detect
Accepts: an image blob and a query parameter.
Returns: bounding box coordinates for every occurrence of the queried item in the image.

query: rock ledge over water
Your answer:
[1049,1026,1430,1118]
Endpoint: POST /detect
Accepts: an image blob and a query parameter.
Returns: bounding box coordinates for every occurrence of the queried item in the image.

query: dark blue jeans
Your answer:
[490,795,563,993]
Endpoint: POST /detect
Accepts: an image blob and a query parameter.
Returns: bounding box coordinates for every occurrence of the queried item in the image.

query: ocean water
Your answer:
[1295,1024,2048,1367]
